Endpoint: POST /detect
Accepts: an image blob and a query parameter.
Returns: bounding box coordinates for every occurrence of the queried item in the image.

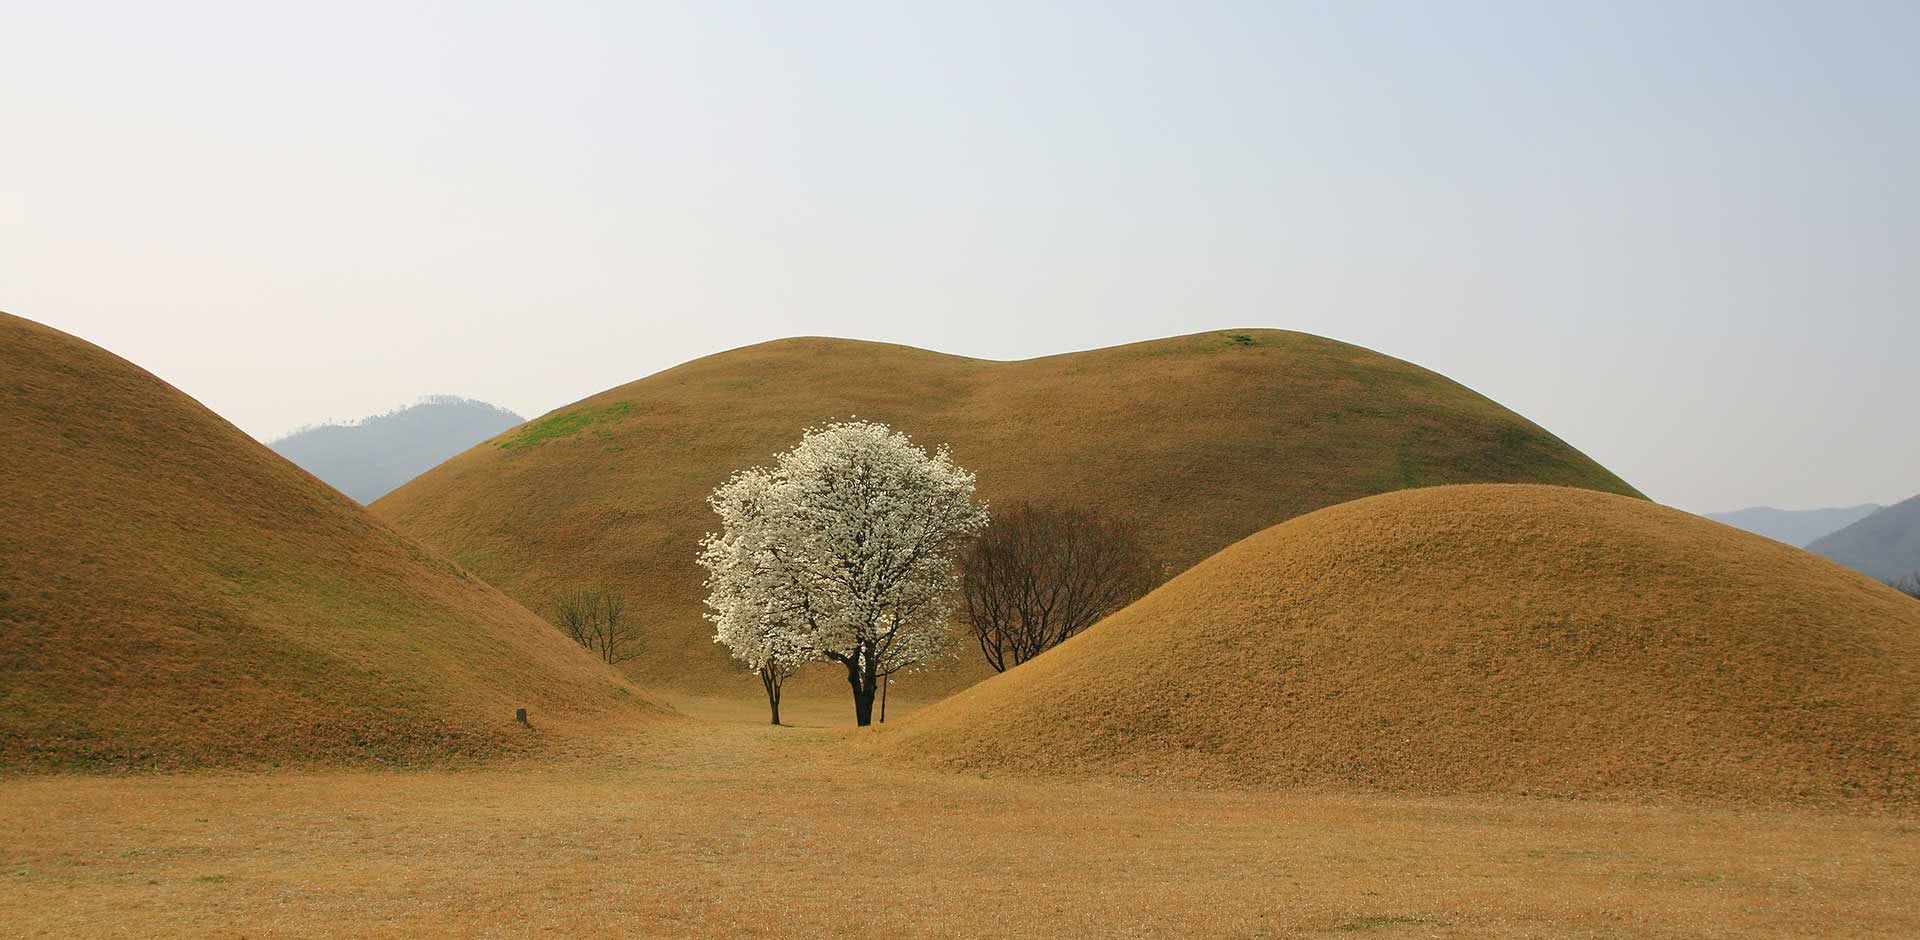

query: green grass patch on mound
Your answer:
[498,402,632,450]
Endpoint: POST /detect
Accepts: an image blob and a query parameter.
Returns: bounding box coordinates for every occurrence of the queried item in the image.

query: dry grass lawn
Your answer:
[5,692,1917,939]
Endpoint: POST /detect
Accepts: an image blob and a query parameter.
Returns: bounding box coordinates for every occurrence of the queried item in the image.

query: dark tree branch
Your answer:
[553,587,639,665]
[958,502,1161,672]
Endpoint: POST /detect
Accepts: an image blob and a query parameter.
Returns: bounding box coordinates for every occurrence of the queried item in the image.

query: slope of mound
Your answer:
[373,330,1642,692]
[1808,494,1920,584]
[878,485,1920,808]
[0,313,658,770]
[269,396,524,503]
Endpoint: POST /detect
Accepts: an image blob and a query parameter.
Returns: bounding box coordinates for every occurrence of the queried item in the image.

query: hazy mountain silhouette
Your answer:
[1703,503,1881,547]
[1807,494,1920,584]
[269,396,523,503]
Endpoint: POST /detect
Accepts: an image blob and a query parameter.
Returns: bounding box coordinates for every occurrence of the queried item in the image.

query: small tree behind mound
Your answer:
[555,588,638,664]
[960,501,1161,672]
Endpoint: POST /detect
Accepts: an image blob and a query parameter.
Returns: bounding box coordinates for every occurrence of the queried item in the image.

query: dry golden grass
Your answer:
[371,330,1641,695]
[879,485,1920,809]
[0,312,665,769]
[3,696,1916,939]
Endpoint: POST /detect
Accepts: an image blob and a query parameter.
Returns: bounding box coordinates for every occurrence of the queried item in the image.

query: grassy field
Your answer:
[5,691,1917,940]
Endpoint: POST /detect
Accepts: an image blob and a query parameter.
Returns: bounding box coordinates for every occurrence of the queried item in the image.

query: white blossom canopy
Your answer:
[698,420,990,683]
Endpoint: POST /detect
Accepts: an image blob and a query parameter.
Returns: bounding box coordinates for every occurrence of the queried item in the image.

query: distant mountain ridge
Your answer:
[270,396,523,503]
[1703,503,1881,547]
[1808,494,1920,584]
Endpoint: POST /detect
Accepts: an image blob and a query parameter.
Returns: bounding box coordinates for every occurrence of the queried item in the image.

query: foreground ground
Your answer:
[4,693,1916,939]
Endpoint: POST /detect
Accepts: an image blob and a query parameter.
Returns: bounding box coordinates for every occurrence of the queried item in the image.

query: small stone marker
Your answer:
[515,707,528,725]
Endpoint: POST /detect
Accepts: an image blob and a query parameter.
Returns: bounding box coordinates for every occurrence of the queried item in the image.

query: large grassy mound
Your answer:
[373,331,1642,692]
[0,313,659,769]
[877,485,1920,808]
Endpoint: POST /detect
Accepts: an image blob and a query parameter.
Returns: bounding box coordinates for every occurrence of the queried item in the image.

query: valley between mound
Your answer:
[0,312,663,769]
[373,329,1642,694]
[877,484,1920,809]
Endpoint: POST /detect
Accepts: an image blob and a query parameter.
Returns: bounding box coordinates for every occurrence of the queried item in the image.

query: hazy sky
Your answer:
[4,1,1915,513]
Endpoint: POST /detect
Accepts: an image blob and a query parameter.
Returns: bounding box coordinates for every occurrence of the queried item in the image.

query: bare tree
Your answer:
[555,588,638,664]
[959,502,1160,672]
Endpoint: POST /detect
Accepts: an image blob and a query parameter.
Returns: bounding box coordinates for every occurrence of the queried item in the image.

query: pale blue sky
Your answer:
[3,1,1915,512]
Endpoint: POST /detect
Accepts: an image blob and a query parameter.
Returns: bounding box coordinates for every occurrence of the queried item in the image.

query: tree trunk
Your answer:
[853,685,875,726]
[844,656,877,727]
[761,668,783,726]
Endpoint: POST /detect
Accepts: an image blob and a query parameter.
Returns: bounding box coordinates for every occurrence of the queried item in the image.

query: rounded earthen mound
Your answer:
[0,313,661,769]
[878,485,1920,808]
[372,330,1642,694]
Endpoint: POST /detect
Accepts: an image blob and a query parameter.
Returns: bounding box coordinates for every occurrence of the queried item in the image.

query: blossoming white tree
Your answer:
[700,468,818,725]
[698,420,989,726]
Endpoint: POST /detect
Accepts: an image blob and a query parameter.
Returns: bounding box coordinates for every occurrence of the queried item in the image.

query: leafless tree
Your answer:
[959,502,1161,672]
[555,588,638,664]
